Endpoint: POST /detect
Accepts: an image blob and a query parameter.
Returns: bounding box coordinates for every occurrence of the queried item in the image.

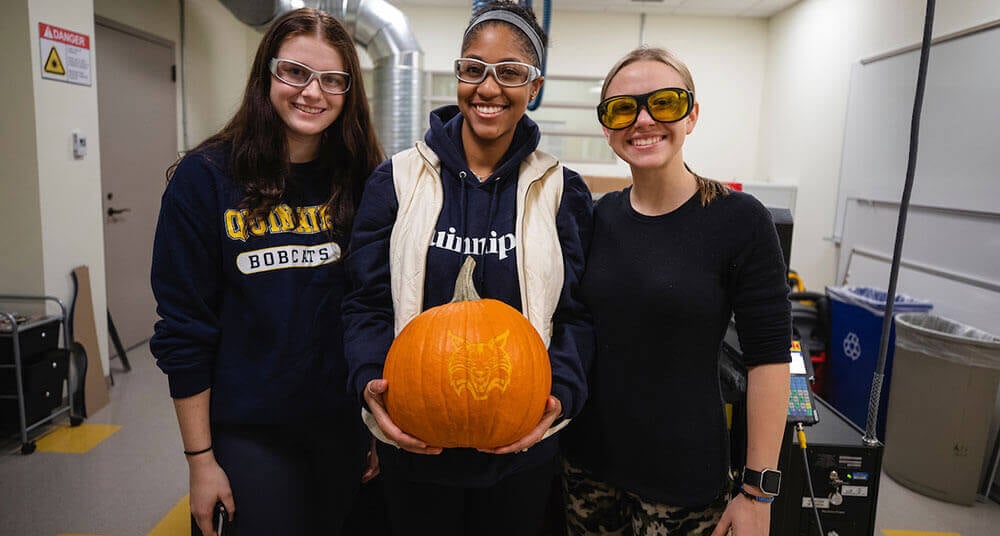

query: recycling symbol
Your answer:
[843,332,862,361]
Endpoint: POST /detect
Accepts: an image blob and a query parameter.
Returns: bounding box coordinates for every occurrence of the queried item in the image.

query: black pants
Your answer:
[192,413,368,536]
[381,456,557,536]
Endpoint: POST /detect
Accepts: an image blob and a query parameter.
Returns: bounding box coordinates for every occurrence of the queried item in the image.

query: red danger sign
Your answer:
[39,22,91,85]
[39,23,90,49]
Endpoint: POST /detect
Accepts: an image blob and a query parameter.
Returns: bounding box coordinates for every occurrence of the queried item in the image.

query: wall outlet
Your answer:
[72,130,87,159]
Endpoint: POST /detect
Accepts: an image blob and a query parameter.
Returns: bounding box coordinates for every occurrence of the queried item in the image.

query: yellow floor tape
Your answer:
[882,531,961,536]
[35,423,121,453]
[148,494,190,536]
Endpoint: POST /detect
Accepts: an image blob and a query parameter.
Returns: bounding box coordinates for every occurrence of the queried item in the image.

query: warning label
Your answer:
[39,22,91,86]
[45,47,65,75]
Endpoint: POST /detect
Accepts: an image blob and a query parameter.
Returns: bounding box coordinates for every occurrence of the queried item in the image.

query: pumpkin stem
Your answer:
[451,256,482,303]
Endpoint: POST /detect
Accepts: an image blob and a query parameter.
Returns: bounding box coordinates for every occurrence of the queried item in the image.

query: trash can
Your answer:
[883,313,1000,505]
[826,286,933,438]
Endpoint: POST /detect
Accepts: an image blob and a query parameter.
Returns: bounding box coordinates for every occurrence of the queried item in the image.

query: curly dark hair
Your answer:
[170,7,384,235]
[463,1,547,67]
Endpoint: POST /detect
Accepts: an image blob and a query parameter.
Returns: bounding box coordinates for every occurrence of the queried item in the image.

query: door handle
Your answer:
[107,207,132,217]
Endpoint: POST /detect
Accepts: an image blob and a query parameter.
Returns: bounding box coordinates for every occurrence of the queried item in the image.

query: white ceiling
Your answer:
[391,0,802,18]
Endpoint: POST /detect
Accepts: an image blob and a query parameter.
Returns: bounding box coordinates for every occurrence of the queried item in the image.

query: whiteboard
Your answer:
[834,23,1000,239]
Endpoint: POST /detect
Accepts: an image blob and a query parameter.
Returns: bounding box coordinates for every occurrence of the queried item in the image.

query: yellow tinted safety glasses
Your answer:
[597,87,693,130]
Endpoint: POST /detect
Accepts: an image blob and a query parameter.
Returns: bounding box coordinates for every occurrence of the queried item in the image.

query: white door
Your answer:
[96,21,177,352]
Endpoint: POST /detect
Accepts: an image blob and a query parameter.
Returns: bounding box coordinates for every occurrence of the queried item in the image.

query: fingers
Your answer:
[709,517,731,536]
[365,383,572,456]
[480,397,562,455]
[361,439,381,483]
[364,379,442,455]
[383,420,442,454]
[220,492,235,522]
[191,501,217,536]
[710,500,738,536]
[363,378,388,401]
[480,433,541,455]
[542,396,563,421]
[361,462,380,482]
[189,457,234,533]
[365,378,386,398]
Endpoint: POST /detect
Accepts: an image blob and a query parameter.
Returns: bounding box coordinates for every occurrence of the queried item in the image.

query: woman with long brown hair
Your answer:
[150,8,383,535]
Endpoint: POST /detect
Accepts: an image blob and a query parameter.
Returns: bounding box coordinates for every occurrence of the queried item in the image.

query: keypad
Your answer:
[788,376,814,418]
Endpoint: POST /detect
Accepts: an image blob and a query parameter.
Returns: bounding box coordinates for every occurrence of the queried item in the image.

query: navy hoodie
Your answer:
[150,144,357,424]
[343,106,594,486]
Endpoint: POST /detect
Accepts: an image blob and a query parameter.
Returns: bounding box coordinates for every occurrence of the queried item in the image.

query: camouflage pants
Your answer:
[563,459,728,536]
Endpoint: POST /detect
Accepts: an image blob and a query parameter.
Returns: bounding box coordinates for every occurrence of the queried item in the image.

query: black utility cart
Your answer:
[1,295,82,454]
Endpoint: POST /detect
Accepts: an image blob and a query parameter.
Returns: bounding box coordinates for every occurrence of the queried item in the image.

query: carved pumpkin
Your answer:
[383,256,551,448]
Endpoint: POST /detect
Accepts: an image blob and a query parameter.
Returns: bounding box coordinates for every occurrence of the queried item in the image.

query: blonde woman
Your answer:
[562,47,792,536]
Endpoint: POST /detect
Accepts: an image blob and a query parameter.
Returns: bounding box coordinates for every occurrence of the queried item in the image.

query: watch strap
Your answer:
[742,467,764,487]
[738,485,775,504]
[742,467,781,496]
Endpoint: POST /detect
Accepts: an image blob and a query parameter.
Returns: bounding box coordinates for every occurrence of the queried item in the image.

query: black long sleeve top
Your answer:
[562,187,791,506]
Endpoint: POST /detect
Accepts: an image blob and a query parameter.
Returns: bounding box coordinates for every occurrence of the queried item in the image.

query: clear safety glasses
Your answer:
[269,58,351,95]
[454,58,541,88]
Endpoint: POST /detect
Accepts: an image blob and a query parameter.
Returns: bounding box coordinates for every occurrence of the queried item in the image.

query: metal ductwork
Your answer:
[220,0,424,155]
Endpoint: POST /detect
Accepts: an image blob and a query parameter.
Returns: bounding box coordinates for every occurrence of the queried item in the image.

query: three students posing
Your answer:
[152,3,789,535]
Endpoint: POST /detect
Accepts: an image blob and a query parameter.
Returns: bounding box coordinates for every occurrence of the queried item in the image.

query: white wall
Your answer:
[94,0,179,42]
[94,0,259,151]
[382,2,1000,291]
[762,0,1000,493]
[643,14,769,183]
[181,0,260,148]
[24,0,108,364]
[0,1,45,304]
[759,0,1000,288]
[15,0,998,371]
[405,7,769,184]
[0,0,261,374]
[90,3,768,200]
[404,7,470,73]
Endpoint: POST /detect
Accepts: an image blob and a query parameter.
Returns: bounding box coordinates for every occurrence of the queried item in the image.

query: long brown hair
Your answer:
[170,7,383,234]
[603,46,728,206]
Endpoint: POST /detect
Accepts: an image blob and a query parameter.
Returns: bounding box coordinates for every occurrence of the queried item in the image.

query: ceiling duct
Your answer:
[220,0,424,155]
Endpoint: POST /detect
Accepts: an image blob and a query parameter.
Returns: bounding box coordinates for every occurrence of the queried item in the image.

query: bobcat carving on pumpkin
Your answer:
[447,330,512,400]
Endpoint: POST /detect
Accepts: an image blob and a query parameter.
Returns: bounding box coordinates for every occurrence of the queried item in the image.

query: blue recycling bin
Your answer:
[826,286,933,439]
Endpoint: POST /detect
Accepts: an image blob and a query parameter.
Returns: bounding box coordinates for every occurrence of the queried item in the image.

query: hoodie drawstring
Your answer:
[478,177,503,291]
[458,172,502,292]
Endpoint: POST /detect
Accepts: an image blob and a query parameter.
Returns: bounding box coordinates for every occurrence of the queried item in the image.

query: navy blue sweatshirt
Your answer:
[150,145,356,424]
[343,106,594,487]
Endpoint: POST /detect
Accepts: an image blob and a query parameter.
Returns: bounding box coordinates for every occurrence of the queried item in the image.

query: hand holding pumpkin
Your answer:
[361,436,381,483]
[382,257,554,450]
[363,378,444,455]
[476,395,563,455]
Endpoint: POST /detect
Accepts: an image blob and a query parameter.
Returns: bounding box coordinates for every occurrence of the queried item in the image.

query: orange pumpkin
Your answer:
[383,256,551,448]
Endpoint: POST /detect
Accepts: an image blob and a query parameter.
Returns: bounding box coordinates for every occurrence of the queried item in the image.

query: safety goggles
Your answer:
[269,58,351,95]
[597,87,694,130]
[454,58,541,87]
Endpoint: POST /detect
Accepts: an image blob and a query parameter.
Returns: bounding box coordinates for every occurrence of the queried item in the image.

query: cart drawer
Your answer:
[0,317,61,364]
[0,348,68,408]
